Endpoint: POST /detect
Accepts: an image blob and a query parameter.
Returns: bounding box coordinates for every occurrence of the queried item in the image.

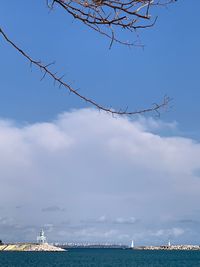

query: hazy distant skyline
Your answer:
[1,1,200,245]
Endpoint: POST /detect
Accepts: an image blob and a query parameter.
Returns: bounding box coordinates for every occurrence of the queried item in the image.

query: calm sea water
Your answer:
[1,248,200,267]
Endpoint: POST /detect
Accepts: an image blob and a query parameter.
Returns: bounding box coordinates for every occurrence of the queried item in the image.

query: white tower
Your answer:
[168,240,171,247]
[131,240,134,248]
[37,229,47,244]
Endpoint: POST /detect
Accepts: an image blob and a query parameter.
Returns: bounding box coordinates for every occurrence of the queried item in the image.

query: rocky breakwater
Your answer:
[0,243,66,251]
[135,245,200,251]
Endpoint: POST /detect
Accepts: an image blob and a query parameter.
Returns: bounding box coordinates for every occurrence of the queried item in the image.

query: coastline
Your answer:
[133,245,200,251]
[0,243,66,252]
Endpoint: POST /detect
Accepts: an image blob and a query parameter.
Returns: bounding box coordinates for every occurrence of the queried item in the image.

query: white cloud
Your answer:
[0,108,200,244]
[152,228,185,238]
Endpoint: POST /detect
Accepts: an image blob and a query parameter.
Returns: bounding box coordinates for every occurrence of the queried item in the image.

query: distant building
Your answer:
[37,229,47,244]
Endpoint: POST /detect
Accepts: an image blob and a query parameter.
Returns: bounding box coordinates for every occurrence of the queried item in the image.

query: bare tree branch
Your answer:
[0,27,171,116]
[47,0,176,46]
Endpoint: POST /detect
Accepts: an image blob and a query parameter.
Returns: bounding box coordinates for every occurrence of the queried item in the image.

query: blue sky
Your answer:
[1,1,200,245]
[0,1,200,137]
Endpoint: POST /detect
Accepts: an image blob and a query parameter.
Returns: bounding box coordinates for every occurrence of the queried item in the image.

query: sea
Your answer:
[1,248,200,267]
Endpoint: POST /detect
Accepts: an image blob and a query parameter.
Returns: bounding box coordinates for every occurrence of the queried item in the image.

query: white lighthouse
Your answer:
[37,229,47,244]
[130,240,134,249]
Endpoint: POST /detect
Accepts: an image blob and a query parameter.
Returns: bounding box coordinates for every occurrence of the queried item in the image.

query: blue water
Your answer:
[1,248,200,267]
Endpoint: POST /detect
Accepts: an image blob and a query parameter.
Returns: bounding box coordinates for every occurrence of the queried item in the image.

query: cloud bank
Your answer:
[0,109,200,245]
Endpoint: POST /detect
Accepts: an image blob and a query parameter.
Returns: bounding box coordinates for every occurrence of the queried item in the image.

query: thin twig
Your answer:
[0,27,170,116]
[48,0,175,46]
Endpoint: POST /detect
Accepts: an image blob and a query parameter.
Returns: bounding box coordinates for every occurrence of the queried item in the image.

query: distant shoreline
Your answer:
[1,243,200,251]
[132,245,200,251]
[61,245,200,251]
[59,245,200,251]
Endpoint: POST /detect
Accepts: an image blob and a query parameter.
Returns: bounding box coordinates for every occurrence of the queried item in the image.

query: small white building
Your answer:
[37,229,47,244]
